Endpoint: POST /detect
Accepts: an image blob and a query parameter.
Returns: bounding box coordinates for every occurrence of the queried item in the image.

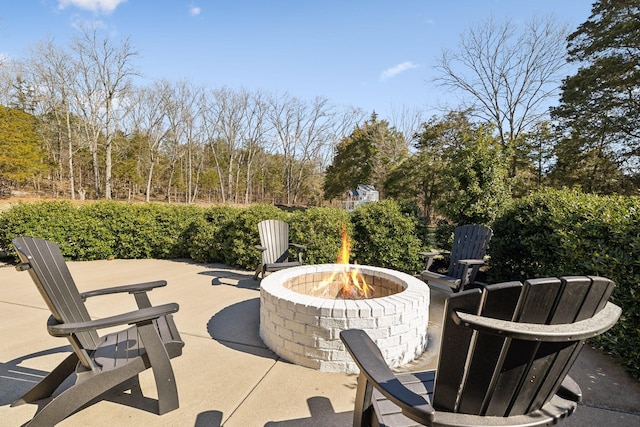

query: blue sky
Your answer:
[2,0,594,120]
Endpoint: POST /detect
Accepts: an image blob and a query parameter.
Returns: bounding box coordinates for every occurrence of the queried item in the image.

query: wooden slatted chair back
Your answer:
[258,220,291,264]
[447,224,493,280]
[433,276,615,417]
[13,237,101,365]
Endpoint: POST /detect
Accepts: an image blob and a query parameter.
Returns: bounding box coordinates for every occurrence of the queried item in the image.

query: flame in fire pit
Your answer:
[313,227,373,299]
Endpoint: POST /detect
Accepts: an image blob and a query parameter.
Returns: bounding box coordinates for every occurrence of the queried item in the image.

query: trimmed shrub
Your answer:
[0,201,204,261]
[78,202,204,259]
[490,189,640,379]
[290,207,351,264]
[350,200,423,274]
[188,205,241,263]
[0,201,112,260]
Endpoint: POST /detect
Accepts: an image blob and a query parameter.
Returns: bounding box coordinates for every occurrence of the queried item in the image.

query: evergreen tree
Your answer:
[323,113,406,200]
[551,0,640,193]
[437,124,511,225]
[0,105,46,192]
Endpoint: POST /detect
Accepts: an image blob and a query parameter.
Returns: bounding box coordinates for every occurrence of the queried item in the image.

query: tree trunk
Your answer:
[65,110,75,200]
[145,160,155,202]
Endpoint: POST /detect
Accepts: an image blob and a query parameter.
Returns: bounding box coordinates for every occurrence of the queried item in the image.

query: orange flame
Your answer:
[337,227,350,264]
[336,227,372,299]
[312,226,373,299]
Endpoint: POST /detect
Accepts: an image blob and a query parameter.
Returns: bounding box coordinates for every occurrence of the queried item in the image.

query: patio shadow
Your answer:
[264,396,352,426]
[0,346,160,414]
[207,298,277,359]
[200,268,260,290]
[194,409,223,427]
[0,345,73,406]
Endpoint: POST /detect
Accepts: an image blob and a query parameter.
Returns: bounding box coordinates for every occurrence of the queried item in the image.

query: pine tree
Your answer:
[551,0,640,193]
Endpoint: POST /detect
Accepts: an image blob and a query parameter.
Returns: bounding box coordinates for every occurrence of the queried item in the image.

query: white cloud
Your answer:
[189,5,201,16]
[71,16,107,31]
[58,0,127,14]
[379,61,420,81]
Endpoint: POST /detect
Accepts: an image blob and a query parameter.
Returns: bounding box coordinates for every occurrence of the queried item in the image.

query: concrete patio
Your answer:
[0,258,638,426]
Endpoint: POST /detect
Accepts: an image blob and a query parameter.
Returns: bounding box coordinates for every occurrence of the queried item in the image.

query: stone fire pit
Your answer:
[259,264,430,373]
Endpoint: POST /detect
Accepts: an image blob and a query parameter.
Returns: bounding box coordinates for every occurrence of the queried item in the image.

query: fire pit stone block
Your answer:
[259,264,430,373]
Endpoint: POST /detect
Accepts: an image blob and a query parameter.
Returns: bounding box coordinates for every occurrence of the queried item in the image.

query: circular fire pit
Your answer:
[259,264,430,373]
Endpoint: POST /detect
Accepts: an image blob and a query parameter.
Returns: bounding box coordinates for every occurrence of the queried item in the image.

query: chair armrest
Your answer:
[418,251,445,262]
[453,259,487,290]
[557,375,582,402]
[255,245,267,252]
[47,303,180,336]
[340,329,435,424]
[456,259,486,266]
[418,251,441,257]
[419,250,450,270]
[418,251,451,257]
[80,280,167,301]
[452,302,621,342]
[418,251,447,271]
[290,243,306,263]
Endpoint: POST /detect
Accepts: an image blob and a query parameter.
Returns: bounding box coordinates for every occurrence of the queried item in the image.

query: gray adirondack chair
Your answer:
[253,219,306,280]
[341,276,621,427]
[11,237,184,427]
[420,224,493,292]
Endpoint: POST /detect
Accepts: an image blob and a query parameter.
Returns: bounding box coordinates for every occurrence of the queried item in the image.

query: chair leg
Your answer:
[24,363,144,427]
[253,265,262,281]
[353,373,374,427]
[253,265,266,282]
[138,322,179,415]
[12,353,78,407]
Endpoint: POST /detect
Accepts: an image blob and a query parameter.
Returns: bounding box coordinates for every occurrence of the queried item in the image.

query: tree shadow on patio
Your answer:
[264,396,352,426]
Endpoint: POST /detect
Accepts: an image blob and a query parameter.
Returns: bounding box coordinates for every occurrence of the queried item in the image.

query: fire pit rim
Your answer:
[260,263,426,305]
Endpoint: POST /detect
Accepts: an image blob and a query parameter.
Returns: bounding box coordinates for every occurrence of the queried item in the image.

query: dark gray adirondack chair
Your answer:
[253,219,306,280]
[341,276,621,427]
[419,224,493,292]
[11,237,184,427]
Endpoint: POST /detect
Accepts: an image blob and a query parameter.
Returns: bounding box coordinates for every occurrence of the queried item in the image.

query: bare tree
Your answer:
[434,15,568,176]
[240,90,269,204]
[388,104,425,151]
[202,87,247,203]
[320,106,367,170]
[267,94,337,205]
[27,39,84,199]
[127,81,173,201]
[71,25,138,199]
[162,80,200,203]
[0,53,14,107]
[184,87,206,204]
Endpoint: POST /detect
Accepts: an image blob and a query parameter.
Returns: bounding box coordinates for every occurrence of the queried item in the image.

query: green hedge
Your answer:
[0,200,423,275]
[350,200,423,273]
[290,207,352,264]
[0,201,205,260]
[187,205,241,263]
[489,189,640,379]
